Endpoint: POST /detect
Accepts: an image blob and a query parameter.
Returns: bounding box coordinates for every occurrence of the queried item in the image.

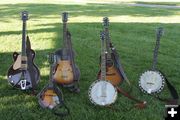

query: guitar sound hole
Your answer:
[106,60,113,67]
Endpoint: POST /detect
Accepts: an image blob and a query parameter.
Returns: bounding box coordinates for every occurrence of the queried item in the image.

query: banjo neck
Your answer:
[100,31,107,98]
[100,32,106,80]
[152,27,163,71]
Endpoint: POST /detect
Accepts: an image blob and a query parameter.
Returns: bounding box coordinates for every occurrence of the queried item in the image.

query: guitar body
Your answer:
[7,12,40,90]
[53,12,80,91]
[98,54,123,86]
[98,65,122,86]
[7,50,40,89]
[54,60,74,84]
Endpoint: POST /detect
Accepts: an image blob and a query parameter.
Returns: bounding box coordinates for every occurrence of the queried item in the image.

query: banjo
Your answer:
[88,31,117,106]
[139,28,165,94]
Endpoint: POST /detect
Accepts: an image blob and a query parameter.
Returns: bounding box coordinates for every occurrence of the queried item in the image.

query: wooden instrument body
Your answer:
[98,54,123,86]
[7,12,40,90]
[98,65,122,86]
[54,48,80,85]
[7,50,40,89]
[99,17,123,86]
[41,88,59,108]
[53,13,80,86]
[38,53,62,109]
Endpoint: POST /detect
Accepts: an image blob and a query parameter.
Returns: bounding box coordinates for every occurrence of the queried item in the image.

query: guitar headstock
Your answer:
[21,11,28,21]
[103,17,109,27]
[100,31,105,41]
[62,12,68,23]
[48,53,54,64]
[156,27,164,38]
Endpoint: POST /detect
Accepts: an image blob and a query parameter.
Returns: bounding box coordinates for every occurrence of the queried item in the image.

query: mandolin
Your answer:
[7,11,40,90]
[38,53,70,116]
[98,17,123,86]
[54,12,80,91]
[89,31,117,106]
[38,53,62,109]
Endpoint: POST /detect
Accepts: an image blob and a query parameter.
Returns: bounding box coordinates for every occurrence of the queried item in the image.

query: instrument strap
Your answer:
[108,42,146,108]
[26,35,37,94]
[66,31,80,81]
[153,70,179,105]
[60,31,80,93]
[116,86,147,109]
[52,83,70,117]
[109,43,131,86]
[151,28,179,104]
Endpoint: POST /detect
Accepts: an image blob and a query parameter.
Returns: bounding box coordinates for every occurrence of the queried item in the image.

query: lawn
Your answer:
[0,0,180,120]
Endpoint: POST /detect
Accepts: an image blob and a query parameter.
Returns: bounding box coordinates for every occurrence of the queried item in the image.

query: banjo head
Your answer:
[139,70,165,94]
[88,80,117,106]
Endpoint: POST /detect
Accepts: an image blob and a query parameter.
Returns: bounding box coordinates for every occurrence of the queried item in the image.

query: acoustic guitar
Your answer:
[54,12,80,87]
[98,17,123,86]
[7,11,40,90]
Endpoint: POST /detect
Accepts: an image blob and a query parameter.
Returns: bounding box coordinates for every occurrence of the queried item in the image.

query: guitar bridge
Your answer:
[20,79,27,90]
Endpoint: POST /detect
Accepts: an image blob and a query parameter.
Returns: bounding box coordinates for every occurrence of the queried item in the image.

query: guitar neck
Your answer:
[22,21,27,56]
[63,22,68,48]
[105,28,111,53]
[21,20,28,70]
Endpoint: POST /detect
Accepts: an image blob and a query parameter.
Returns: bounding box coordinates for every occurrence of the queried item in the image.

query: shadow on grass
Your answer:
[0,21,180,120]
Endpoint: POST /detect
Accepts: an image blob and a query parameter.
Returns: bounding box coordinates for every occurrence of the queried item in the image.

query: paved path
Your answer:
[127,3,180,9]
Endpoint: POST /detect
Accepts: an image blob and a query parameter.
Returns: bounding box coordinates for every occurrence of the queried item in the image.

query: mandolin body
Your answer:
[41,88,59,108]
[7,50,40,89]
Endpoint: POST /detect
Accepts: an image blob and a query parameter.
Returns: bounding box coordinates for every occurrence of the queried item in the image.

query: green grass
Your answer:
[0,0,180,120]
[134,1,180,6]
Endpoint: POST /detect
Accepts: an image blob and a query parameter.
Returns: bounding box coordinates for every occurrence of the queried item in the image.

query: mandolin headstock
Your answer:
[21,11,28,21]
[62,12,68,23]
[103,17,109,28]
[48,53,55,64]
